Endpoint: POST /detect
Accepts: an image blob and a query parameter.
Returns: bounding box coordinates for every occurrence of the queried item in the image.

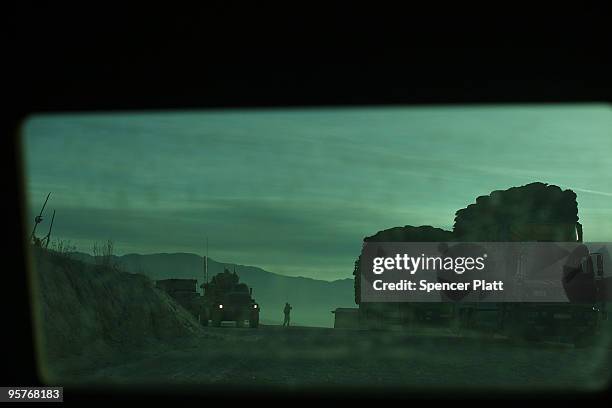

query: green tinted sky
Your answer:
[23,104,612,281]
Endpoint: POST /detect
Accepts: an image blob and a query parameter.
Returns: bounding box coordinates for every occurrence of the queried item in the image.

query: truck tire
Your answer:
[250,317,259,328]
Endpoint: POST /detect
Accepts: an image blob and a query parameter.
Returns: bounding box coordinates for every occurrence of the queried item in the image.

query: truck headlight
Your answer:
[253,304,258,309]
[218,304,223,309]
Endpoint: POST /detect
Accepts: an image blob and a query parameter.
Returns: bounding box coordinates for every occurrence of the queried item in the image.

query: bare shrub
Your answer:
[49,239,77,258]
[93,239,117,270]
[46,239,77,267]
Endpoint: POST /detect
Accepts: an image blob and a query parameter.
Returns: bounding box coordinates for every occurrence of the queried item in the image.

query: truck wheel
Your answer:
[249,318,259,328]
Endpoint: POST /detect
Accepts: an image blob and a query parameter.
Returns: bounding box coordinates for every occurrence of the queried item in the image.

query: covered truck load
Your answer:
[354,226,455,329]
[453,182,580,242]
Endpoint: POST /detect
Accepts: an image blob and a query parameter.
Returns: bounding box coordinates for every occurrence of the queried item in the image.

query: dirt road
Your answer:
[53,325,612,393]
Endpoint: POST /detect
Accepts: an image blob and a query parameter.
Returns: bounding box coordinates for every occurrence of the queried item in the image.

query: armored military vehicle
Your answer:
[201,268,260,328]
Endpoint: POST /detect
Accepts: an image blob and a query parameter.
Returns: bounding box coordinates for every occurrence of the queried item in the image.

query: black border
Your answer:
[4,3,611,404]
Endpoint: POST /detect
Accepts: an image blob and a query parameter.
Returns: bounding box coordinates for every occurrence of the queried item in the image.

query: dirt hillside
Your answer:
[29,247,204,380]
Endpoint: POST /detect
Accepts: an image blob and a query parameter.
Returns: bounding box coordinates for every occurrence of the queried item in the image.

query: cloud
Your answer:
[23,105,612,278]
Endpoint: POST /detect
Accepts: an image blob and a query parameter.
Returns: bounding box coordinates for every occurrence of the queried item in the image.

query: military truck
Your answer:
[449,183,607,345]
[353,183,609,344]
[201,268,260,328]
[156,278,203,319]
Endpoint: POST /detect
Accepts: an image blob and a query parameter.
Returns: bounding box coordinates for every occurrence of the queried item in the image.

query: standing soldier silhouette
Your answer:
[283,302,292,327]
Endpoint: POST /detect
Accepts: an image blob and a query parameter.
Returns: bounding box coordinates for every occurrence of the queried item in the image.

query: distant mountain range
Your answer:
[70,252,356,327]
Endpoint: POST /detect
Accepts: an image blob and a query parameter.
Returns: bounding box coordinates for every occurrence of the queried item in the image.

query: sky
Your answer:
[22,104,612,281]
